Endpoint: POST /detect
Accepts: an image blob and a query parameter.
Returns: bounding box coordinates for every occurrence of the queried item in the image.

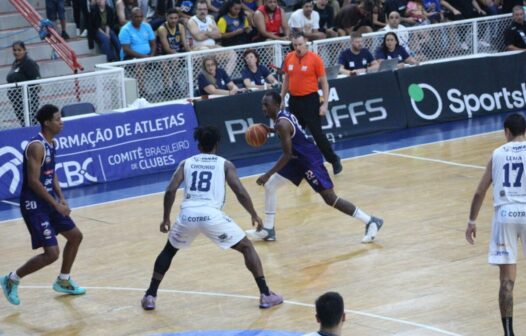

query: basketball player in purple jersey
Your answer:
[247,91,383,243]
[1,105,85,306]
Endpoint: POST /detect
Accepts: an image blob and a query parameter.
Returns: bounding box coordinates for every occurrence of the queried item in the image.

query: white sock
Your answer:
[9,272,20,282]
[353,208,371,224]
[59,273,70,281]
[263,214,275,230]
[263,174,288,229]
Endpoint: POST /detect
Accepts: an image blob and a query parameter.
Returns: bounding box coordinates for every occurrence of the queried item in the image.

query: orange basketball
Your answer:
[245,124,268,147]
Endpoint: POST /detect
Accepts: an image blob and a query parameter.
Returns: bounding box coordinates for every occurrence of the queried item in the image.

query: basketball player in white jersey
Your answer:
[141,126,283,310]
[466,113,526,336]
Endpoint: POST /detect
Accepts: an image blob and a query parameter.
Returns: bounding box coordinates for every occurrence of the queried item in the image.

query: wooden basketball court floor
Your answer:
[1,117,525,336]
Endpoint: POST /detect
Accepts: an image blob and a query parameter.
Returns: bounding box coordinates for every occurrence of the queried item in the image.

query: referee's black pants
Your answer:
[289,92,338,164]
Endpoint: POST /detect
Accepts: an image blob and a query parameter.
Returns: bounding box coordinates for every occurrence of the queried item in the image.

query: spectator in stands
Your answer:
[502,0,523,13]
[72,0,90,37]
[146,0,177,30]
[314,0,338,37]
[289,0,326,40]
[89,0,121,62]
[241,0,262,25]
[423,0,444,23]
[217,0,253,46]
[372,0,387,29]
[119,7,156,59]
[338,32,379,75]
[156,8,190,53]
[46,0,70,39]
[187,0,222,49]
[384,0,414,25]
[206,0,226,17]
[374,31,419,67]
[334,0,374,36]
[253,0,291,41]
[7,41,41,126]
[382,11,411,53]
[505,5,526,51]
[116,0,143,26]
[198,56,244,95]
[175,0,197,19]
[241,49,279,90]
[405,0,432,24]
[476,0,498,15]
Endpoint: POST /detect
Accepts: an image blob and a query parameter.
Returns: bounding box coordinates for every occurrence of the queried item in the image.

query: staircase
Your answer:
[0,0,107,84]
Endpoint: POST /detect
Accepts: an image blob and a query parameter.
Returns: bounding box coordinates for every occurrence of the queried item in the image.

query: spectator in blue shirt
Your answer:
[119,7,156,60]
[374,31,418,67]
[241,49,279,90]
[338,32,378,76]
[198,56,244,95]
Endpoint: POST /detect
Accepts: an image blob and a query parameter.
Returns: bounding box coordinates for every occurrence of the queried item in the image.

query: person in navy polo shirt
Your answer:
[338,32,378,76]
[374,31,419,68]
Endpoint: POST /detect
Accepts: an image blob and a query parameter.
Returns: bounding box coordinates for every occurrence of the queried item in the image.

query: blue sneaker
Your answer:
[1,274,20,305]
[52,277,86,295]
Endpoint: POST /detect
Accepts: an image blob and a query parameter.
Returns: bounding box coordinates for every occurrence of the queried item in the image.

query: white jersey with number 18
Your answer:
[492,141,526,207]
[181,153,226,210]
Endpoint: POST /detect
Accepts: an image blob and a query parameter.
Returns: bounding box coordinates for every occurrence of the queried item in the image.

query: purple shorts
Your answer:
[21,205,76,250]
[278,157,334,192]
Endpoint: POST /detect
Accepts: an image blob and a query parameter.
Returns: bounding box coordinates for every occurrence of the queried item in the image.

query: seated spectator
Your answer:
[384,0,415,25]
[156,8,190,53]
[289,0,326,40]
[423,0,444,22]
[241,0,262,25]
[146,0,177,30]
[253,0,290,41]
[119,7,156,59]
[372,0,386,29]
[89,0,121,62]
[314,0,337,37]
[116,0,139,26]
[175,0,196,19]
[334,0,374,36]
[217,0,253,46]
[505,5,526,51]
[405,0,432,24]
[382,11,411,53]
[338,32,378,75]
[187,0,222,49]
[198,56,243,95]
[241,49,279,89]
[206,0,226,17]
[374,31,419,67]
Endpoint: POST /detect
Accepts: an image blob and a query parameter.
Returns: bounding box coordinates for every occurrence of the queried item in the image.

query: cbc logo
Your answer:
[408,83,443,120]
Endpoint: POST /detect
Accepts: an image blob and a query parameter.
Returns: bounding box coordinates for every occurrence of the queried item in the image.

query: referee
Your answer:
[280,32,342,175]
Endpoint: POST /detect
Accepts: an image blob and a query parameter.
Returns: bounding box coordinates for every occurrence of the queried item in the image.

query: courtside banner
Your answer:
[0,104,198,200]
[397,52,526,127]
[194,72,406,160]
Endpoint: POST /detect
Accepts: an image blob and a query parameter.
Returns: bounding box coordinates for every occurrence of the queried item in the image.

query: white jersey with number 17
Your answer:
[492,141,526,207]
[181,153,226,210]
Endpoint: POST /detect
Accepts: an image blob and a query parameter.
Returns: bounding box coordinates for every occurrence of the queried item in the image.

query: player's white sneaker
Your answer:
[246,228,276,241]
[362,216,383,243]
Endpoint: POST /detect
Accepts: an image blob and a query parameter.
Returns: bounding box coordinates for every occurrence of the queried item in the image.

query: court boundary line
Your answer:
[0,129,500,224]
[372,150,486,170]
[18,285,463,336]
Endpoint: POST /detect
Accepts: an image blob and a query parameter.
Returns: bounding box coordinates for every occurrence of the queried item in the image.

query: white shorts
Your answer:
[168,206,245,250]
[488,204,526,264]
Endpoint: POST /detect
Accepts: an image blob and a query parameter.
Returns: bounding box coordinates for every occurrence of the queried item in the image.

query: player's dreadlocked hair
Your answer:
[194,126,221,153]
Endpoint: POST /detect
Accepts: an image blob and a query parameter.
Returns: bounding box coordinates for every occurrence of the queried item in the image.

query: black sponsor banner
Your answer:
[397,52,526,127]
[194,71,407,160]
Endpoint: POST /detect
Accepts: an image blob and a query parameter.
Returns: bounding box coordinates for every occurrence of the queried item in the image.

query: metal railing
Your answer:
[96,40,291,103]
[311,13,511,66]
[0,67,125,130]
